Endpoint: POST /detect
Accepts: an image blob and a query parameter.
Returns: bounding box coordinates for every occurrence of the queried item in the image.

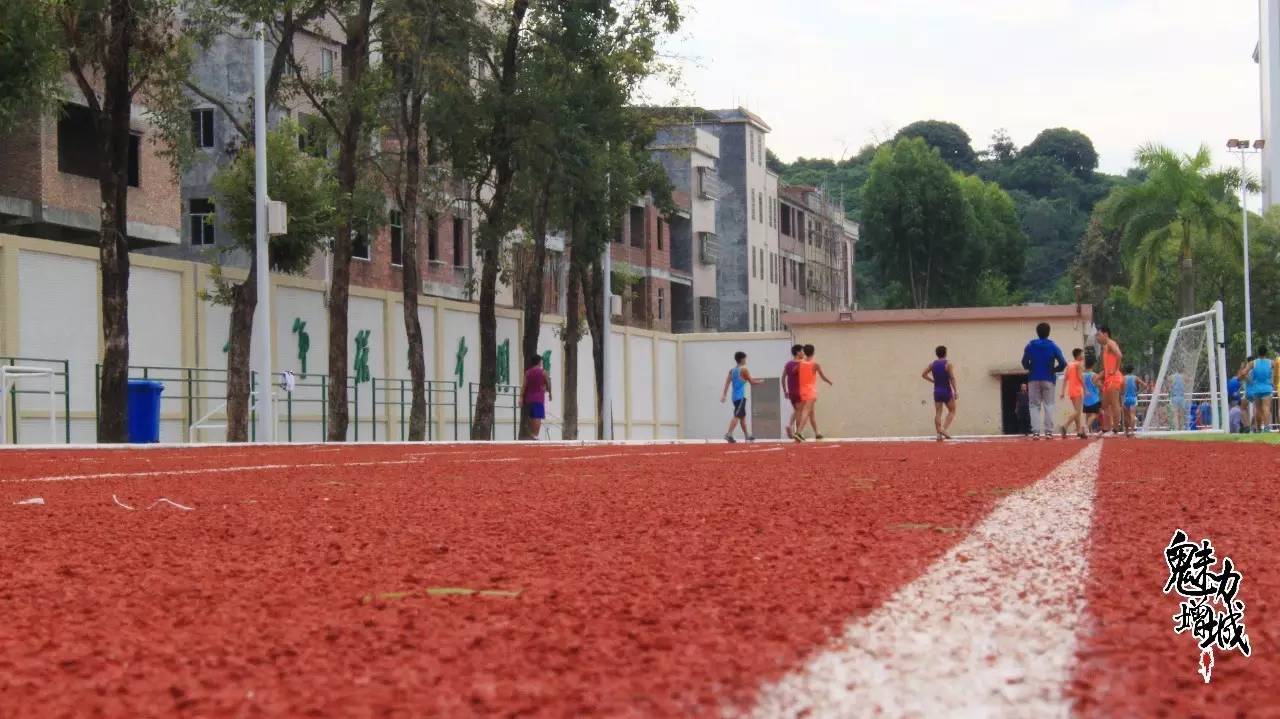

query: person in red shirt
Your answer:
[782,344,804,439]
[522,354,551,440]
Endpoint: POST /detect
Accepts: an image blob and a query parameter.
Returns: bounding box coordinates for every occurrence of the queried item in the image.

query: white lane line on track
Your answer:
[4,459,427,483]
[746,441,1103,719]
[724,447,785,454]
[555,451,684,461]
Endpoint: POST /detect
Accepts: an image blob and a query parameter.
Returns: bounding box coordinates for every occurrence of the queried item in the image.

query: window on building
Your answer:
[781,258,787,288]
[629,206,645,248]
[57,103,140,187]
[657,287,665,320]
[389,210,403,266]
[657,220,665,251]
[321,49,337,78]
[191,109,215,149]
[749,189,756,221]
[189,198,215,246]
[352,229,370,260]
[298,115,328,159]
[452,216,465,266]
[427,213,439,262]
[748,130,755,164]
[769,253,775,283]
[792,260,799,288]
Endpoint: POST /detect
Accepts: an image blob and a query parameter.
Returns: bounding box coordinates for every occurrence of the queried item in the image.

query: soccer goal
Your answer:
[1142,301,1229,433]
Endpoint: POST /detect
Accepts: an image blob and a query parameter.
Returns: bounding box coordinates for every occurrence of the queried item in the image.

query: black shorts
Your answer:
[1084,402,1102,415]
[732,398,747,418]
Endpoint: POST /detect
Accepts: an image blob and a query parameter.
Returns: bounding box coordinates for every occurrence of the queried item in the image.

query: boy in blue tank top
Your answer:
[721,351,762,442]
[1121,364,1146,436]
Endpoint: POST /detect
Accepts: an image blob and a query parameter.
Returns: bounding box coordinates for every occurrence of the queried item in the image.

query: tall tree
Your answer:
[208,123,336,440]
[860,138,970,308]
[894,120,977,173]
[47,0,190,441]
[291,0,380,441]
[1107,144,1240,315]
[186,0,336,441]
[956,173,1027,290]
[378,0,478,440]
[1021,128,1098,179]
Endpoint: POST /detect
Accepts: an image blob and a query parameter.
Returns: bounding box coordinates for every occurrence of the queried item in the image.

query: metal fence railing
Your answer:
[468,382,521,441]
[370,378,462,441]
[1,357,71,444]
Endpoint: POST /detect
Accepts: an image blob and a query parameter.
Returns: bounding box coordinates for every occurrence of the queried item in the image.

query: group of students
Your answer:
[1021,322,1139,438]
[721,344,832,443]
[1227,348,1278,432]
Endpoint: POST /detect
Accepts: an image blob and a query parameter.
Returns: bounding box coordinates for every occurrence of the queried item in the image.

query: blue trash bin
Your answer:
[126,380,165,443]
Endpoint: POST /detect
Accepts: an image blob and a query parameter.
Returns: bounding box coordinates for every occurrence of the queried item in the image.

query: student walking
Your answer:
[721,351,763,443]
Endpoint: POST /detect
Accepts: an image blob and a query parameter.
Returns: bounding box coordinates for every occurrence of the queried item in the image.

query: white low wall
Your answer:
[1,234,766,444]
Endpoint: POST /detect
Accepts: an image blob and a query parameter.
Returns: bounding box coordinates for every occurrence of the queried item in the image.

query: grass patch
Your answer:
[1162,432,1280,444]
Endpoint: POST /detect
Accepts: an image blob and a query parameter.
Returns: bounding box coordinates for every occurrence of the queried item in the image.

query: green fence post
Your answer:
[399,379,405,441]
[354,377,359,442]
[6,358,15,444]
[321,374,327,442]
[185,368,193,443]
[250,372,256,442]
[287,384,293,443]
[371,377,377,442]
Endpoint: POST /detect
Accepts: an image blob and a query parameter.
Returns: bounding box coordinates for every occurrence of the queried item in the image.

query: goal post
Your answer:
[1142,301,1230,433]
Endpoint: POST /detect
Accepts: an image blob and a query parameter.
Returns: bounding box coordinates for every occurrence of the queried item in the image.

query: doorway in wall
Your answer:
[1000,374,1031,435]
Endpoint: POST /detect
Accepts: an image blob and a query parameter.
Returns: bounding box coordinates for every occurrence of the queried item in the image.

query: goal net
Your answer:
[1141,301,1229,433]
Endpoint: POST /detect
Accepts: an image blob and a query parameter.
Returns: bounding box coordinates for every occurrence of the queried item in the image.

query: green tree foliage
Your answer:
[1021,128,1099,179]
[211,123,336,271]
[957,173,1027,285]
[860,138,970,308]
[1106,143,1240,315]
[0,1,63,132]
[208,122,336,441]
[39,0,192,441]
[893,120,977,173]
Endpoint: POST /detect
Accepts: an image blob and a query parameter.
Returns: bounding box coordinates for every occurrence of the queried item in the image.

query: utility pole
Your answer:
[253,23,274,440]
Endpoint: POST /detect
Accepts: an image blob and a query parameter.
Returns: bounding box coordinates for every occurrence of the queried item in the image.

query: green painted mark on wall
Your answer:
[454,337,467,387]
[354,330,371,384]
[497,339,510,386]
[541,350,551,378]
[292,318,310,376]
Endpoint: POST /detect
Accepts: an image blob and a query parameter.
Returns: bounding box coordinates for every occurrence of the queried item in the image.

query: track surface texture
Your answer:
[1071,440,1280,718]
[0,438,1273,717]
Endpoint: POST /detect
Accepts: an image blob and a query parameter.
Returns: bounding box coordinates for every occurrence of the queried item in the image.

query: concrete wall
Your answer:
[0,234,693,444]
[790,314,1089,438]
[680,332,793,440]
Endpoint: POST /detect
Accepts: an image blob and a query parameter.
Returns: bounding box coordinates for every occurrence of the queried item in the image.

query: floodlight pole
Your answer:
[253,23,274,441]
[1240,150,1254,359]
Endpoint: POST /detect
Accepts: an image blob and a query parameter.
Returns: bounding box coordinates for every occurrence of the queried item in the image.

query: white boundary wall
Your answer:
[0,234,789,443]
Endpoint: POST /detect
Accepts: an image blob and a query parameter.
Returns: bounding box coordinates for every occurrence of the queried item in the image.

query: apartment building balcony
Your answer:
[423,261,474,301]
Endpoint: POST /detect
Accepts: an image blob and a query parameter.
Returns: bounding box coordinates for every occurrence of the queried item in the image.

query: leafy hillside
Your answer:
[772,122,1131,304]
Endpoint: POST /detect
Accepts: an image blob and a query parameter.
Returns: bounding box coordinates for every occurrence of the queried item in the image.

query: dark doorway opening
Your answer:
[1000,374,1030,435]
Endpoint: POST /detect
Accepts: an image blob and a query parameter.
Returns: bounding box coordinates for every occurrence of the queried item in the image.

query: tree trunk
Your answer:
[470,0,529,441]
[401,101,427,441]
[225,261,257,442]
[326,0,374,442]
[518,179,552,440]
[582,256,606,439]
[1180,224,1196,316]
[472,244,499,439]
[96,0,135,443]
[561,246,581,440]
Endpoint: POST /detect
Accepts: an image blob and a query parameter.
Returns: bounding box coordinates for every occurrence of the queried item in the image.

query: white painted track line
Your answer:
[746,441,1103,719]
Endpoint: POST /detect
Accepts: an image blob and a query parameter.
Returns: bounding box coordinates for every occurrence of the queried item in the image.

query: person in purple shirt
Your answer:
[782,344,804,439]
[1021,322,1068,440]
[920,345,958,441]
[522,354,551,440]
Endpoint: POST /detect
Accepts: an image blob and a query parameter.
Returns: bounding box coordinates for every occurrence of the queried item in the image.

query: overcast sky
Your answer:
[641,0,1261,176]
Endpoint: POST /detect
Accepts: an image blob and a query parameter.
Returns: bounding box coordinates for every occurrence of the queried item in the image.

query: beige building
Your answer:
[785,305,1094,438]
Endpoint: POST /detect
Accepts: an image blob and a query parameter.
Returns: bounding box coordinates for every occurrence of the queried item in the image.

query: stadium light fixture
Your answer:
[1226,138,1260,357]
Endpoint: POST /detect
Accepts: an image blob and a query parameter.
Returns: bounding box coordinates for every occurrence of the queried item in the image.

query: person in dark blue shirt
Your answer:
[1021,322,1068,439]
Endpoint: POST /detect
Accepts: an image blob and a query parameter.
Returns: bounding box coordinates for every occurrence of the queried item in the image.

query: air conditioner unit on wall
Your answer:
[610,294,623,317]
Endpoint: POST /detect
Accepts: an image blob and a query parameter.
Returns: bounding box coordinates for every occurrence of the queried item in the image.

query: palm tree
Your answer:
[1107,143,1241,315]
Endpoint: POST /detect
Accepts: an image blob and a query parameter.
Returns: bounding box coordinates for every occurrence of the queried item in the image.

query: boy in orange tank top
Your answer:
[1058,348,1087,438]
[1097,326,1124,434]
